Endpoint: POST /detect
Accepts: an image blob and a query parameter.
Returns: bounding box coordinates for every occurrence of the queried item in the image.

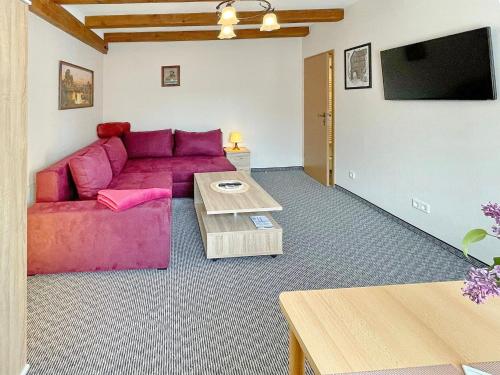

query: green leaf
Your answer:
[493,257,500,266]
[462,229,488,257]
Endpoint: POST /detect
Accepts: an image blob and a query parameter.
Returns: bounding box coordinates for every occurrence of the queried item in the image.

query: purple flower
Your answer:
[491,265,500,279]
[482,202,500,237]
[462,267,500,304]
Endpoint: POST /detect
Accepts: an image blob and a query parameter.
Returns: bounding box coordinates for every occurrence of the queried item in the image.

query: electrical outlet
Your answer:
[412,198,431,214]
[349,171,356,180]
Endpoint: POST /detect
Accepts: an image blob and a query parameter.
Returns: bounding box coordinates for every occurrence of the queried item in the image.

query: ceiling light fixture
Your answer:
[260,12,280,32]
[218,5,239,26]
[216,0,280,40]
[218,24,237,39]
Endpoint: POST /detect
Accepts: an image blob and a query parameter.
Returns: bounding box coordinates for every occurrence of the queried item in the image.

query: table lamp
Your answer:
[229,132,242,151]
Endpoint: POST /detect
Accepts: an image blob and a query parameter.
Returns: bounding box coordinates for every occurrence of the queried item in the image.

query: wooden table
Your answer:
[279,281,500,375]
[194,171,283,259]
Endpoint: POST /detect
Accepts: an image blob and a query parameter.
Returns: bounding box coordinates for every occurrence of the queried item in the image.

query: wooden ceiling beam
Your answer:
[30,0,108,54]
[55,0,215,4]
[104,26,310,43]
[87,9,344,29]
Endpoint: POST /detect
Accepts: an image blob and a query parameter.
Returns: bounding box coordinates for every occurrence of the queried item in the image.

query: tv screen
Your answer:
[381,27,496,100]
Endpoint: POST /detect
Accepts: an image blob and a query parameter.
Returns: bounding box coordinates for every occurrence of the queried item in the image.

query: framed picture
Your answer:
[59,61,94,110]
[344,43,372,90]
[162,65,181,87]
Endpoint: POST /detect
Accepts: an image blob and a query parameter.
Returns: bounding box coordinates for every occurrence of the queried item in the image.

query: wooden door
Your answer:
[0,0,28,374]
[304,52,331,186]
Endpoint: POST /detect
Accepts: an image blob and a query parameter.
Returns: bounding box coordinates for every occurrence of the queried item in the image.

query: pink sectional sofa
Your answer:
[28,125,236,275]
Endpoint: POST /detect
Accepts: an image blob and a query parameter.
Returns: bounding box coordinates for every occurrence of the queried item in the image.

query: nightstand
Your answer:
[224,147,251,173]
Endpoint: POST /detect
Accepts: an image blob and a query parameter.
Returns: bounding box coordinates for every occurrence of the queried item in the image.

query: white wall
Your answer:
[28,13,104,201]
[303,0,500,264]
[103,39,303,168]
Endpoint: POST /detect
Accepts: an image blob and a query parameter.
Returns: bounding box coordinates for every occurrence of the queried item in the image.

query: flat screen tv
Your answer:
[381,27,496,100]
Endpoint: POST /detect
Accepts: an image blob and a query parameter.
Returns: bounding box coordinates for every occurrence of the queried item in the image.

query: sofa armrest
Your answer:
[28,199,172,275]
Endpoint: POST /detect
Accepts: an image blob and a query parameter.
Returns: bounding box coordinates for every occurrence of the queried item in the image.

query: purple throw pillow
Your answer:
[102,137,128,176]
[123,130,173,158]
[174,129,224,157]
[69,146,113,200]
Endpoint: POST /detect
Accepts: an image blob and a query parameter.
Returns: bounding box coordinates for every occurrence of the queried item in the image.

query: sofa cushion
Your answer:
[69,146,113,200]
[174,129,224,157]
[36,140,107,203]
[123,130,173,158]
[170,156,236,182]
[122,156,236,182]
[97,122,131,139]
[102,137,128,176]
[121,158,171,174]
[108,171,173,190]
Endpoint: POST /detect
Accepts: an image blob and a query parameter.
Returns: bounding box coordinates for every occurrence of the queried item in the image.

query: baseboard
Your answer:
[335,185,487,268]
[251,166,304,172]
[20,364,30,375]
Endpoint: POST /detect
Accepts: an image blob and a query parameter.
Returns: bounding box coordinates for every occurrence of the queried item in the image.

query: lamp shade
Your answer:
[218,25,237,40]
[229,132,242,143]
[260,12,280,32]
[218,6,239,26]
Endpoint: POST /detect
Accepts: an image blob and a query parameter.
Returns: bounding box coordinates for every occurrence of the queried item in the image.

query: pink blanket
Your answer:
[97,188,172,212]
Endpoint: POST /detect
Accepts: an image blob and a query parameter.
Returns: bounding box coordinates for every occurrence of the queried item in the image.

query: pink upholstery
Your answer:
[28,199,171,275]
[173,182,195,198]
[97,122,131,139]
[122,156,236,197]
[36,140,106,203]
[168,157,236,182]
[102,137,128,176]
[30,126,236,274]
[121,158,171,174]
[122,156,236,181]
[109,172,172,190]
[69,145,113,200]
[174,129,224,157]
[123,130,173,158]
[98,188,172,212]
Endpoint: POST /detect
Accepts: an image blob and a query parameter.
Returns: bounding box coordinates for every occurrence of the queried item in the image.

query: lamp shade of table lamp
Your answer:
[229,132,242,150]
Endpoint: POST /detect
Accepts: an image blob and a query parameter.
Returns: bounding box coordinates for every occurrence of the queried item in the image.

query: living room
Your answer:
[2,0,500,374]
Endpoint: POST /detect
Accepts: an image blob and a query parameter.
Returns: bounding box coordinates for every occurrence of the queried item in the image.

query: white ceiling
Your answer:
[65,0,358,17]
[63,0,357,37]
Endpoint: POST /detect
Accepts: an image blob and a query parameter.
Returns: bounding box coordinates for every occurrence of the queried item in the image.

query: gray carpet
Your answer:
[27,170,473,375]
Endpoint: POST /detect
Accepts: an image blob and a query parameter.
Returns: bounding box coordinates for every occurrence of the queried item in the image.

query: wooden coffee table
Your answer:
[194,171,283,259]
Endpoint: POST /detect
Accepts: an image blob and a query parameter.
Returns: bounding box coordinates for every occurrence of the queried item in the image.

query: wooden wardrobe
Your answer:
[0,0,29,374]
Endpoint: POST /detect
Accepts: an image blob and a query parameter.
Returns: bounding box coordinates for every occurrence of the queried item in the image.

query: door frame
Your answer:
[327,50,335,187]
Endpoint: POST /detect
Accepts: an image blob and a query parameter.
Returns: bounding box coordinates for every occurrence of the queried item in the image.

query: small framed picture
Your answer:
[162,65,180,87]
[345,43,372,90]
[59,61,94,110]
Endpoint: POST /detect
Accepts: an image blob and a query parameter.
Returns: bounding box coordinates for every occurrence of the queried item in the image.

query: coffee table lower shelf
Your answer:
[194,203,283,259]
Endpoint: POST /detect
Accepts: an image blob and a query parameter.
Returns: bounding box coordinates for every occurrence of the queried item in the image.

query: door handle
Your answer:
[318,113,331,126]
[318,113,332,118]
